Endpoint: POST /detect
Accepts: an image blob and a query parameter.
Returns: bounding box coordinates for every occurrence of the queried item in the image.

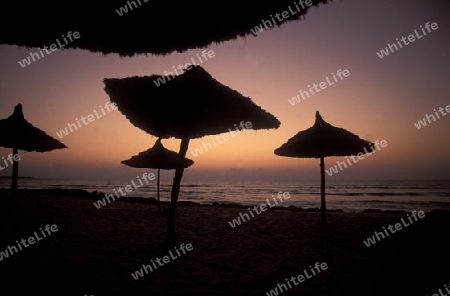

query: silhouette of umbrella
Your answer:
[274,111,374,225]
[0,104,67,191]
[104,65,280,243]
[0,1,328,57]
[121,138,194,212]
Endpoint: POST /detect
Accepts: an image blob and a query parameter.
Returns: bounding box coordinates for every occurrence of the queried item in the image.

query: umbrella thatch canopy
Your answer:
[274,111,374,225]
[0,104,67,191]
[121,138,194,212]
[104,65,280,243]
[0,1,328,57]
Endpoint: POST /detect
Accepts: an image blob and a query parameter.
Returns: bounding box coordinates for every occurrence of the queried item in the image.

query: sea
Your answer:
[1,179,450,213]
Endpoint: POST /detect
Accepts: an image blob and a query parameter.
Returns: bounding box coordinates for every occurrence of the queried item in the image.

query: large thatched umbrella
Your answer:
[274,111,374,225]
[0,104,67,191]
[0,1,328,57]
[121,138,194,212]
[104,65,280,243]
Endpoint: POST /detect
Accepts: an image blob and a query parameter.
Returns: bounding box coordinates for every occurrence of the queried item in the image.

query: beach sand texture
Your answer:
[1,189,449,296]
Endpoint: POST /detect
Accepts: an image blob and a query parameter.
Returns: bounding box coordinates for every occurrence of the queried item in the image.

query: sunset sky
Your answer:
[0,0,449,181]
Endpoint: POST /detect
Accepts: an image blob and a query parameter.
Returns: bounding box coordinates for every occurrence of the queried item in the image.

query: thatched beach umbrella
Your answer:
[0,104,67,191]
[104,65,280,243]
[121,138,194,213]
[0,1,328,57]
[274,111,374,225]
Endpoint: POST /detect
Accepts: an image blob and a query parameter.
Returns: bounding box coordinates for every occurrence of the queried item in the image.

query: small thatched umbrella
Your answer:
[121,138,194,212]
[0,104,68,191]
[274,111,374,225]
[104,65,280,243]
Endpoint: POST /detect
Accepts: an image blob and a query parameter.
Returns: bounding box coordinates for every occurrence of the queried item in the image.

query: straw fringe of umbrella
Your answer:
[0,0,329,57]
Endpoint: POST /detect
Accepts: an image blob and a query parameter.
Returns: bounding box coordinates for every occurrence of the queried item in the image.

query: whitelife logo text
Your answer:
[288,69,350,106]
[18,31,81,68]
[131,243,193,280]
[0,224,58,261]
[376,22,439,59]
[56,102,117,139]
[363,211,425,247]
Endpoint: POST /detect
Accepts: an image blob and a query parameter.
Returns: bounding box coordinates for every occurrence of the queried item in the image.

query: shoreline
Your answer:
[1,188,447,214]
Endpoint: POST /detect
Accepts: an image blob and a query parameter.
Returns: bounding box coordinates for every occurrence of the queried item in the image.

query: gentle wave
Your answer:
[1,179,450,212]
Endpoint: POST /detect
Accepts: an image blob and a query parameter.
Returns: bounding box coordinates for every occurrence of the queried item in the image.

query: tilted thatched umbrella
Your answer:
[0,1,328,57]
[0,104,67,191]
[121,138,194,213]
[104,65,280,243]
[274,111,374,225]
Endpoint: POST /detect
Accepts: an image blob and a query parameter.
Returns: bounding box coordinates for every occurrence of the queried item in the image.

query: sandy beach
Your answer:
[1,189,449,296]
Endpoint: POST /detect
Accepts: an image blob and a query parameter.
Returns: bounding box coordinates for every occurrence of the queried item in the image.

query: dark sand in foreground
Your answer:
[1,189,449,296]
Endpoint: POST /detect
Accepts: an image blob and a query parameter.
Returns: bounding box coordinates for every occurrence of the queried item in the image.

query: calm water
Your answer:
[1,179,450,213]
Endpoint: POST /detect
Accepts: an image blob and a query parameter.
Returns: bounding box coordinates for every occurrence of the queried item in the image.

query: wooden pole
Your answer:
[167,137,190,244]
[320,156,327,225]
[157,168,161,213]
[11,147,19,192]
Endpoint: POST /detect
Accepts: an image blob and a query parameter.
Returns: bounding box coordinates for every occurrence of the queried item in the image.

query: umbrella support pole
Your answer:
[157,168,161,213]
[11,147,19,194]
[167,137,190,244]
[320,156,326,225]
